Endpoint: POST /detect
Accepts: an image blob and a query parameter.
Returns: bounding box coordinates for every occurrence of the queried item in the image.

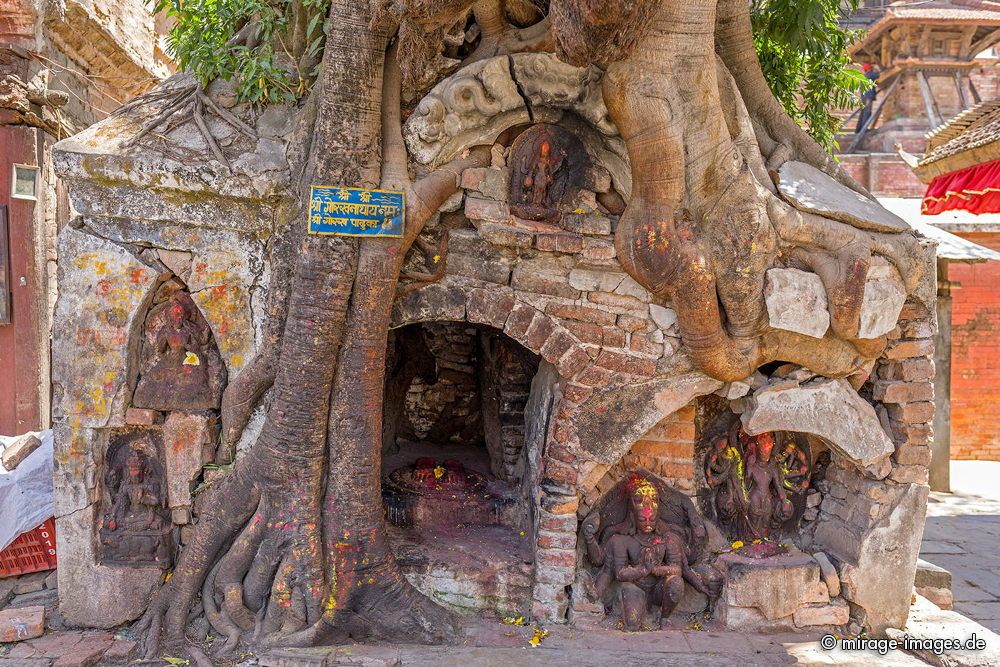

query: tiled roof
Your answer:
[851,1,1000,54]
[919,97,1000,167]
[881,0,1000,23]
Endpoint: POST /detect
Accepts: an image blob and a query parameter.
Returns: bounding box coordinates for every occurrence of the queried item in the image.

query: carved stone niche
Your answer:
[508,123,589,221]
[98,431,174,569]
[132,290,226,412]
[578,469,723,631]
[697,397,819,556]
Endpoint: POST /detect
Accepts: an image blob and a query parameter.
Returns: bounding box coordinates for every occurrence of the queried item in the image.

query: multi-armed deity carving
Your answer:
[509,124,587,221]
[132,291,225,412]
[99,435,173,568]
[580,472,723,631]
[704,420,811,551]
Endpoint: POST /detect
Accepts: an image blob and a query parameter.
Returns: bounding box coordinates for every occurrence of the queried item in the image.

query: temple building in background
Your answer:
[839,0,1000,481]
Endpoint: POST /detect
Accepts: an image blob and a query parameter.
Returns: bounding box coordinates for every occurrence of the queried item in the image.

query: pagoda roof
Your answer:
[851,1,1000,61]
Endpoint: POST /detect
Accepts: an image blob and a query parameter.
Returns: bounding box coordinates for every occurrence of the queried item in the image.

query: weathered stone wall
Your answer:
[51,54,938,633]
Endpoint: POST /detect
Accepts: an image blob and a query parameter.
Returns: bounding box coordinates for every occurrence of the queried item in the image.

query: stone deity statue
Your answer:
[99,441,173,568]
[704,421,810,545]
[581,473,721,630]
[133,292,224,411]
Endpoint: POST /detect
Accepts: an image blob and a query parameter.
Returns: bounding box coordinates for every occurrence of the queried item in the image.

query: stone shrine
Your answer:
[50,50,937,637]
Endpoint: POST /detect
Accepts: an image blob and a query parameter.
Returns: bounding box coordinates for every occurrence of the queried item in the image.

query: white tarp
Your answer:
[0,430,54,552]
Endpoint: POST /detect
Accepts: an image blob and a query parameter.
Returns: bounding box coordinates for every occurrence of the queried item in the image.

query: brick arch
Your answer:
[390,283,594,381]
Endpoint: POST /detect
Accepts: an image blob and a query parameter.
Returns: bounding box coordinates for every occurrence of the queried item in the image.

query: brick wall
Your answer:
[947,231,1000,460]
[840,154,926,197]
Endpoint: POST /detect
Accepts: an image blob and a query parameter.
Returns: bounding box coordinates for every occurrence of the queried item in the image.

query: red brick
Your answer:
[467,288,515,328]
[557,346,591,378]
[538,532,576,550]
[125,407,161,425]
[582,237,616,260]
[602,327,627,348]
[576,364,614,387]
[881,358,935,382]
[540,328,576,364]
[893,445,932,467]
[629,333,663,357]
[545,303,616,326]
[617,313,653,333]
[561,320,604,345]
[630,440,693,459]
[464,196,510,222]
[545,459,577,486]
[889,464,929,485]
[511,268,581,299]
[588,291,645,311]
[563,382,593,404]
[872,381,934,404]
[539,512,577,532]
[504,303,537,340]
[885,338,934,359]
[479,222,534,248]
[595,350,656,377]
[525,315,557,352]
[536,548,577,568]
[535,231,584,253]
[887,401,935,424]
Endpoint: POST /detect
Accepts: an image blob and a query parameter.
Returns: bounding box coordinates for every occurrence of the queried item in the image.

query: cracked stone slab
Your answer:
[764,268,830,338]
[740,376,894,468]
[52,225,158,427]
[777,161,911,233]
[577,372,723,464]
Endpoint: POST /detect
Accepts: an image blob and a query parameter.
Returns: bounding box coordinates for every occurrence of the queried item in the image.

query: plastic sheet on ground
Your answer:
[0,430,54,552]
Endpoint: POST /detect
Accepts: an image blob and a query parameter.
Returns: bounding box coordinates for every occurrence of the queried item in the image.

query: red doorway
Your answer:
[0,125,42,436]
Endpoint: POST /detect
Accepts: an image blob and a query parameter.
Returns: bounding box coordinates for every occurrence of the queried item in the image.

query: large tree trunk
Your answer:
[136,0,930,658]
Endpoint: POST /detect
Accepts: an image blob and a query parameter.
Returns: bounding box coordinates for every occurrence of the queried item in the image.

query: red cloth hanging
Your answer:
[923,156,1000,215]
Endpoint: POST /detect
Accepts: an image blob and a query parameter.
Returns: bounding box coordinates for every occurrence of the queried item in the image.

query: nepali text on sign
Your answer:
[308,186,405,237]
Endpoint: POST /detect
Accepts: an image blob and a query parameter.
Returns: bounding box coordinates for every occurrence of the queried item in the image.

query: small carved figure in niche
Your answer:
[509,124,588,221]
[99,436,173,568]
[704,420,811,548]
[132,291,225,412]
[581,471,722,631]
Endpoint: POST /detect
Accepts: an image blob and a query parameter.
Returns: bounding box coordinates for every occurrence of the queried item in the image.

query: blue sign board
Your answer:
[308,186,405,237]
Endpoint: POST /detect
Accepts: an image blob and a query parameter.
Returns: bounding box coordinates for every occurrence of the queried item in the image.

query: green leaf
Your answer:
[162,657,191,666]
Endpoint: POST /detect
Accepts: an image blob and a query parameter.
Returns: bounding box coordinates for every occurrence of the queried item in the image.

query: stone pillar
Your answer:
[931,265,952,492]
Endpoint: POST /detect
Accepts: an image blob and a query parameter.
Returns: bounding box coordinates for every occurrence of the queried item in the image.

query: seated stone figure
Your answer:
[99,439,173,568]
[581,471,722,630]
[132,291,225,412]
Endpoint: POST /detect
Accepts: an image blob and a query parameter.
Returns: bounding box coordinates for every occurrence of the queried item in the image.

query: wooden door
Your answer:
[0,125,42,436]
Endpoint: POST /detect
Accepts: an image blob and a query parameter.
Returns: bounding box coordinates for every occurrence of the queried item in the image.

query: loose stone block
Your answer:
[741,377,894,467]
[812,551,841,597]
[777,161,911,233]
[718,552,822,620]
[162,412,216,510]
[764,268,830,338]
[858,262,908,339]
[0,606,44,642]
[1,434,41,471]
[793,598,850,627]
[649,304,678,330]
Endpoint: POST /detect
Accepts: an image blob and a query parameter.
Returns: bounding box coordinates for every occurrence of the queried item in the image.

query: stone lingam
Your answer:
[383,457,518,529]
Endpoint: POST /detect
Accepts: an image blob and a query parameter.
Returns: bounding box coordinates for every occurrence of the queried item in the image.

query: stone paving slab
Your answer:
[921,461,1000,635]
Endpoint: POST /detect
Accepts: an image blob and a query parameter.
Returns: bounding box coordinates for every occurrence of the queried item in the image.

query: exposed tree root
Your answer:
[116,81,257,170]
[466,0,554,63]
